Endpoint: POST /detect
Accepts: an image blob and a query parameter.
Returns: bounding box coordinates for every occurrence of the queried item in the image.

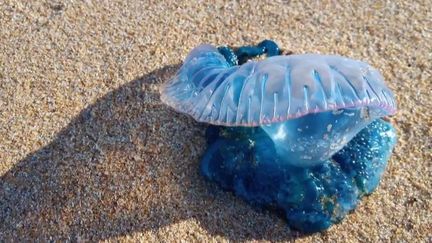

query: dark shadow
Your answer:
[0,65,304,241]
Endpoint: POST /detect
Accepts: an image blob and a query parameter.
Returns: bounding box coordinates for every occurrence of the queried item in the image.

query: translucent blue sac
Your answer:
[201,119,397,233]
[261,107,378,167]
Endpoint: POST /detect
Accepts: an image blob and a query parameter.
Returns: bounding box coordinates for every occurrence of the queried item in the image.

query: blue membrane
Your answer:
[201,118,397,233]
[261,108,375,167]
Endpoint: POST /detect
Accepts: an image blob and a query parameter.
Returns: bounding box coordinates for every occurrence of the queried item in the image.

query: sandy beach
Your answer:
[1,1,431,242]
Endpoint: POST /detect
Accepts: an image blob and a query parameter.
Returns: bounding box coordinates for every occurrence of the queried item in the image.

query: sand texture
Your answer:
[0,0,431,242]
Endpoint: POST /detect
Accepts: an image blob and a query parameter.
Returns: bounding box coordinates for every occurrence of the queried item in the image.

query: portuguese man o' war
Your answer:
[160,40,397,233]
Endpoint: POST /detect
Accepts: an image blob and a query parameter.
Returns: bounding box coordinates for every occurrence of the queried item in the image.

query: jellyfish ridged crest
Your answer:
[160,44,396,127]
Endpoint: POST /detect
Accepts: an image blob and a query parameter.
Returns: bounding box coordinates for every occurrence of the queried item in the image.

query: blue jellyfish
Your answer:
[160,40,397,233]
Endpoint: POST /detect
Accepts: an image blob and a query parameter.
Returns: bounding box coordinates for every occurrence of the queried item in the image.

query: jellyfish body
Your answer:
[160,42,397,232]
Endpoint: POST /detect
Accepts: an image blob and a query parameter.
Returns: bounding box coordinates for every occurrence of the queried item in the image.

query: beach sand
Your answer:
[0,1,431,242]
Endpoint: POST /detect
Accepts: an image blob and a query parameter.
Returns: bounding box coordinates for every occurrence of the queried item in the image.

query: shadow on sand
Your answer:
[0,65,306,241]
